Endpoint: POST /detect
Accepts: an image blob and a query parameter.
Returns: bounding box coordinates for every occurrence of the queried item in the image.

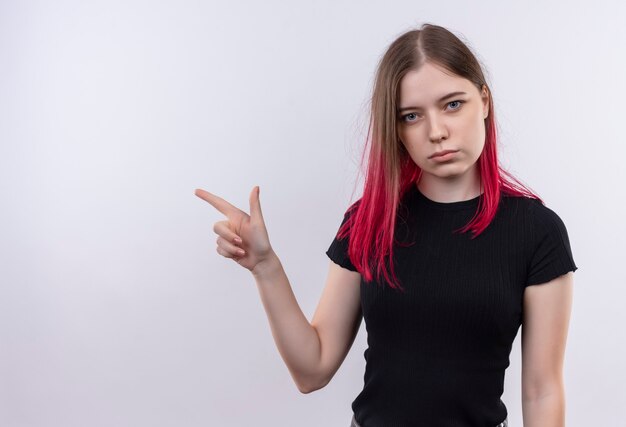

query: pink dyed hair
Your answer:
[335,23,542,292]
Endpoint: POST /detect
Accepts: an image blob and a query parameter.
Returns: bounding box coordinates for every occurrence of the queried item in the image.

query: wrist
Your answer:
[251,250,281,279]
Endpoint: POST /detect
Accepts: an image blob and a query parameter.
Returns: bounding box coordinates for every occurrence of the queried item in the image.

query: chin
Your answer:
[428,165,470,179]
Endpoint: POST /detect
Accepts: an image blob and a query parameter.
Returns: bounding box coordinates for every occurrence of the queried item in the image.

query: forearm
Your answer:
[251,251,323,392]
[522,387,566,427]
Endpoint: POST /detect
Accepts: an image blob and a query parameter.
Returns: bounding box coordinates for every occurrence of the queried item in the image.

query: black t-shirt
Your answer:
[326,184,578,427]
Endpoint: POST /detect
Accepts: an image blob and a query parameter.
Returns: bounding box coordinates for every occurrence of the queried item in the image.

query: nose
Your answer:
[427,114,448,143]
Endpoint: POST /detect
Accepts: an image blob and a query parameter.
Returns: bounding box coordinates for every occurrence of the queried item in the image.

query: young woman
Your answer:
[195,23,577,427]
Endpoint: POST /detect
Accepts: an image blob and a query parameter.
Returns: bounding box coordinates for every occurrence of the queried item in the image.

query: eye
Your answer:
[447,100,465,110]
[400,112,419,123]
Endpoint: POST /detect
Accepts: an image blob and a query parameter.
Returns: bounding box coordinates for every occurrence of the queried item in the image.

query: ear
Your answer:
[481,85,490,119]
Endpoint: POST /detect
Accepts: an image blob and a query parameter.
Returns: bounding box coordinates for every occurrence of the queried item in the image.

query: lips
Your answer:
[430,149,458,159]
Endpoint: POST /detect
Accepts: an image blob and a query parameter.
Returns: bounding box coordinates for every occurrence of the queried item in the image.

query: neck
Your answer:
[417,165,482,203]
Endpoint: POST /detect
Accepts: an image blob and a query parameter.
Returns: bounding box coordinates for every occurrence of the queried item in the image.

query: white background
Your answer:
[1,0,624,426]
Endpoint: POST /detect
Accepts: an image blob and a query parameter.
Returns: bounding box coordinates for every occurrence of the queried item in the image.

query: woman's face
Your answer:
[397,61,490,181]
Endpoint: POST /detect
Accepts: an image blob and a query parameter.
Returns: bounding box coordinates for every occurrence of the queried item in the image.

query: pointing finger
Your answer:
[194,188,242,218]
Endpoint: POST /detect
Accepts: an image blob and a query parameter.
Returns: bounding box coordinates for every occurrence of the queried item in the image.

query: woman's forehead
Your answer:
[398,69,475,108]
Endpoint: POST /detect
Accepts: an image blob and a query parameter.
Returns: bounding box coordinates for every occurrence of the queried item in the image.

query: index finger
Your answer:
[194,188,242,218]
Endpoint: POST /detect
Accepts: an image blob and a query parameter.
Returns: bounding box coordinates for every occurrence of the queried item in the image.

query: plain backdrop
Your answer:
[1,0,624,426]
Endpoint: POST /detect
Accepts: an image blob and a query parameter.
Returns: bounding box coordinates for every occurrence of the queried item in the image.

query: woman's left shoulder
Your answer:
[500,193,563,218]
[523,196,569,226]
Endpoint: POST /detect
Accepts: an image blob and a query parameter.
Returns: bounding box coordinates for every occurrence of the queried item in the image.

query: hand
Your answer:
[195,186,274,273]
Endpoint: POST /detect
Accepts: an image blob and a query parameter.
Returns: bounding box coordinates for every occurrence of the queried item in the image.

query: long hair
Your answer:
[336,23,542,292]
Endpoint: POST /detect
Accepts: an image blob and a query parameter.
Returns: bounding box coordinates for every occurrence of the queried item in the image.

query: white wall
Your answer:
[1,0,623,425]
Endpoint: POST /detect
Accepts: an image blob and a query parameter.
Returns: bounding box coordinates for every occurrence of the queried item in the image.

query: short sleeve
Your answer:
[525,201,578,287]
[325,209,358,272]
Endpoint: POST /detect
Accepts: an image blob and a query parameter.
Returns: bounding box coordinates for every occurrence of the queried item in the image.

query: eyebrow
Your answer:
[398,91,468,113]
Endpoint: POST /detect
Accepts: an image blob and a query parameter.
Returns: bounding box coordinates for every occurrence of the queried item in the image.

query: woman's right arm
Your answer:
[194,186,362,393]
[252,252,362,393]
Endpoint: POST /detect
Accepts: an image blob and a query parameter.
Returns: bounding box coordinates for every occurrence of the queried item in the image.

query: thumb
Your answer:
[249,185,265,223]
